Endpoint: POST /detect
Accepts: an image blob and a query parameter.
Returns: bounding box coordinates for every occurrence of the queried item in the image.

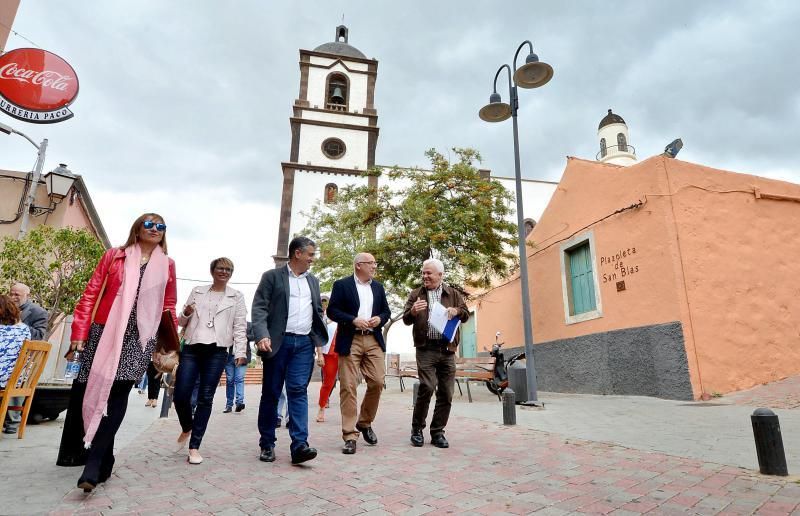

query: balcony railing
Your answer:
[326,103,347,112]
[597,144,636,160]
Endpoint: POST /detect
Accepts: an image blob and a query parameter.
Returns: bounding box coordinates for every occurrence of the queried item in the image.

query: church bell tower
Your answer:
[273,25,380,267]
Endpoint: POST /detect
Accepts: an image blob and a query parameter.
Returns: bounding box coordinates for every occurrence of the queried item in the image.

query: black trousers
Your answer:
[412,346,456,436]
[56,379,134,484]
[146,361,161,400]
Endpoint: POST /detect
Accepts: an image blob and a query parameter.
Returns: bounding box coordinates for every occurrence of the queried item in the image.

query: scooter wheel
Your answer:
[485,381,501,395]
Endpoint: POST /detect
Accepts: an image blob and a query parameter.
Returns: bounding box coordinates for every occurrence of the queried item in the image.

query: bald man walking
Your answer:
[327,253,391,455]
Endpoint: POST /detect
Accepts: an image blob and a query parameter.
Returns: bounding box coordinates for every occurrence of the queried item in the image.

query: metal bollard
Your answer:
[412,381,420,408]
[502,388,516,425]
[159,373,172,418]
[751,408,788,476]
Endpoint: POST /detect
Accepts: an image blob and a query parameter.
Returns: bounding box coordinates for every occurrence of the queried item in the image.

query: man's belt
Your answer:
[355,329,373,335]
[284,332,309,337]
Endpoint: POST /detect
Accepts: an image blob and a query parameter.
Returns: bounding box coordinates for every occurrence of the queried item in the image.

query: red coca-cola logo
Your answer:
[0,48,79,112]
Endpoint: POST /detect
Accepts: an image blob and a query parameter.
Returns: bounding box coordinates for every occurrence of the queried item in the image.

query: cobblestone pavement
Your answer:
[725,376,800,410]
[49,384,800,515]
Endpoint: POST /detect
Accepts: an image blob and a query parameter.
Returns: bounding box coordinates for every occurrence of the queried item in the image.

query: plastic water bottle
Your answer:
[65,351,81,380]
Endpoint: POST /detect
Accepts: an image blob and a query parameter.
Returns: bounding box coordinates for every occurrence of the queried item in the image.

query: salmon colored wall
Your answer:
[476,157,688,359]
[476,155,800,398]
[474,279,525,352]
[0,174,97,240]
[0,0,20,51]
[664,159,800,394]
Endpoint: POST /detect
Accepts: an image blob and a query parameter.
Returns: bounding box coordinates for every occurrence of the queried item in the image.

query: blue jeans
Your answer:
[257,334,314,453]
[136,372,147,391]
[224,353,246,408]
[277,384,287,422]
[173,344,227,450]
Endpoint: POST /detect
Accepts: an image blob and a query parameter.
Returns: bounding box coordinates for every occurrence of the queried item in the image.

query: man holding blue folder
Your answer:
[402,258,469,449]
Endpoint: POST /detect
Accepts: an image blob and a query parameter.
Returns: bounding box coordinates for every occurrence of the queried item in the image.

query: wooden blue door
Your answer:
[569,243,596,314]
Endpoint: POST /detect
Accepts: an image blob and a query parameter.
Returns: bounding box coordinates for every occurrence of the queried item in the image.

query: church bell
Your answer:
[331,87,345,104]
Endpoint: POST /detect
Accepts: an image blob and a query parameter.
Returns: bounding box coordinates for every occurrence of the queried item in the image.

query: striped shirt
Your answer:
[426,285,443,340]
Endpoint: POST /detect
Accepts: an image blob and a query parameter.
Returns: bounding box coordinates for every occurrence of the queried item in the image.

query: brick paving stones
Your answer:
[725,375,800,410]
[46,383,800,515]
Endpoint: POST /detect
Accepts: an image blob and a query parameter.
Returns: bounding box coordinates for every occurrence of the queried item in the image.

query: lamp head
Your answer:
[479,92,512,123]
[514,52,553,89]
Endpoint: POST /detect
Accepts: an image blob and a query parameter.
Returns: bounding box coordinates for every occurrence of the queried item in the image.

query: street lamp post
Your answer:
[479,40,553,405]
[0,121,49,239]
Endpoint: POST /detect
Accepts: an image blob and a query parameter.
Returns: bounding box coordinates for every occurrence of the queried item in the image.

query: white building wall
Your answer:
[598,122,637,166]
[306,63,369,112]
[309,55,369,72]
[493,178,558,224]
[289,170,368,238]
[297,124,370,169]
[301,109,370,126]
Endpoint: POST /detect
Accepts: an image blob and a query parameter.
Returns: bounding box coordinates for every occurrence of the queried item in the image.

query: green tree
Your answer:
[302,147,518,337]
[0,225,106,337]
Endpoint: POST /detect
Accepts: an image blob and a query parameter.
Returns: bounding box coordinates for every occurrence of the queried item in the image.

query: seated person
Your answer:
[1,294,32,434]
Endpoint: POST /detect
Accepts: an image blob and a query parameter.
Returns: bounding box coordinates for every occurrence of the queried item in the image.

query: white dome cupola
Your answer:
[597,109,637,166]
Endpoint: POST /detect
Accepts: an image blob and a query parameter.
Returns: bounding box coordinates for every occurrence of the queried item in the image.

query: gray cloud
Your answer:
[2,0,798,255]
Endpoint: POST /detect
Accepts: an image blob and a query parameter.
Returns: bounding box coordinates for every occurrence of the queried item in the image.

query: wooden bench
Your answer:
[454,357,495,402]
[383,353,418,392]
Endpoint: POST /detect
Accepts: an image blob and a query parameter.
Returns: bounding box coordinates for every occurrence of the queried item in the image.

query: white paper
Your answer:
[428,302,449,334]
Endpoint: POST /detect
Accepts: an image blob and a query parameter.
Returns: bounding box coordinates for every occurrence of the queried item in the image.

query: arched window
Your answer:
[600,138,607,158]
[324,183,338,204]
[617,133,627,152]
[326,73,348,112]
[523,218,537,236]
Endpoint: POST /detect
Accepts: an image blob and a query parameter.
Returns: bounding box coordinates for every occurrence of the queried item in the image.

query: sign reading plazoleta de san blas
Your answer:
[0,48,79,123]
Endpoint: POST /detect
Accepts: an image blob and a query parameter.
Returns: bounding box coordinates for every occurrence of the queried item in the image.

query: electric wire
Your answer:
[0,21,42,49]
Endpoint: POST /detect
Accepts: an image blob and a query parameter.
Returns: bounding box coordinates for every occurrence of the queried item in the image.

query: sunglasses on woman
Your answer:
[143,220,167,232]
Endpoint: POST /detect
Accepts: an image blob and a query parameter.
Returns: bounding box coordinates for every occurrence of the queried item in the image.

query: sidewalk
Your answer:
[0,389,164,515]
[35,381,798,515]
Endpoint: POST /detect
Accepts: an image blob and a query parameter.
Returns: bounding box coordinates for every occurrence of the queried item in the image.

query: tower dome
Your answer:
[596,108,637,166]
[313,25,366,59]
[598,109,626,130]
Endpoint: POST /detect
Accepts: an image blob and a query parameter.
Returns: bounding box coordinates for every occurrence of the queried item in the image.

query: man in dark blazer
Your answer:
[327,252,391,455]
[252,236,328,465]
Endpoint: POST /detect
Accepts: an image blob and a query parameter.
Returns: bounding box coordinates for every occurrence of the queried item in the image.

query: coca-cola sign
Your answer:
[0,48,79,123]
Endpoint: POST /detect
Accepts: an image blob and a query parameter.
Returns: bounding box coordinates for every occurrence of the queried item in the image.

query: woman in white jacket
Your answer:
[174,257,247,464]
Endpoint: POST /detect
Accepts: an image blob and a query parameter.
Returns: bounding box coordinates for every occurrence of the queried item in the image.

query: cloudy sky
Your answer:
[1,0,799,310]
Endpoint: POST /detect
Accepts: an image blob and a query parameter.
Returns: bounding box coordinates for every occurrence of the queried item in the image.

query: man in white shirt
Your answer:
[327,253,391,455]
[252,236,329,464]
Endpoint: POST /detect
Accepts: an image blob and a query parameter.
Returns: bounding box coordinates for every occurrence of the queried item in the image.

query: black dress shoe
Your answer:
[291,444,318,464]
[410,429,424,447]
[356,424,378,445]
[223,407,232,413]
[431,434,449,448]
[235,403,245,412]
[77,476,97,493]
[342,440,357,454]
[259,447,275,462]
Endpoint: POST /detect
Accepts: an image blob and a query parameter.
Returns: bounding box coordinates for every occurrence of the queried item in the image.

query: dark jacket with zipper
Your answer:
[402,283,469,352]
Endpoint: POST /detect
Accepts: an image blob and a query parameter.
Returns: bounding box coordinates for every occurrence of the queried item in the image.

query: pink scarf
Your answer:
[82,244,169,447]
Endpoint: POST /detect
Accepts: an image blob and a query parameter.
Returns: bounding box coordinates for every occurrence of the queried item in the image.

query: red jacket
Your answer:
[71,247,178,342]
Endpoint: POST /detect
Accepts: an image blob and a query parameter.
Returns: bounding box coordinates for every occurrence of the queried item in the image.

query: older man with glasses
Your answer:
[327,252,391,455]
